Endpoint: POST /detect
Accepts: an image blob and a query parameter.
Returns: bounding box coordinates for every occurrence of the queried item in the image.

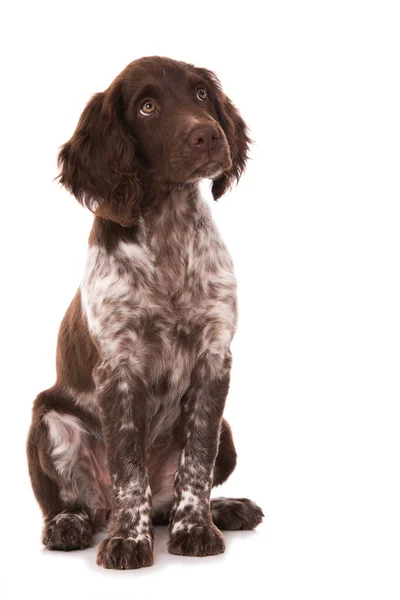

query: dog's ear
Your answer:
[211,87,251,200]
[58,85,143,227]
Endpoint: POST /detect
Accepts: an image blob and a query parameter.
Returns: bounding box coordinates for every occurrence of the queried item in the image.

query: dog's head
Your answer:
[58,56,250,226]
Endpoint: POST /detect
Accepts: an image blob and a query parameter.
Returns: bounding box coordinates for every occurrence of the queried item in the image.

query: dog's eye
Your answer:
[196,88,208,101]
[140,100,157,116]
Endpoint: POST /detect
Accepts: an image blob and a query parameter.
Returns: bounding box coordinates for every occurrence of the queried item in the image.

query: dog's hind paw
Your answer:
[211,497,264,530]
[42,510,93,551]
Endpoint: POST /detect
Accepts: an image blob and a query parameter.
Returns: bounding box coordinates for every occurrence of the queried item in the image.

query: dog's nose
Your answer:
[189,125,220,150]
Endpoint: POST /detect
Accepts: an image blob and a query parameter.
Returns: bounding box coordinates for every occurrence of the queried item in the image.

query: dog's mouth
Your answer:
[191,161,222,179]
[189,156,232,182]
[167,142,232,185]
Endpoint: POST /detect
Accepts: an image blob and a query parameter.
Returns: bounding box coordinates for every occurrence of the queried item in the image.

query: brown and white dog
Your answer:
[27,56,263,570]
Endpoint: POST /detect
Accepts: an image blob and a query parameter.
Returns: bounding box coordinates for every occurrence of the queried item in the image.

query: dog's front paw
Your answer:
[96,537,153,570]
[168,522,225,557]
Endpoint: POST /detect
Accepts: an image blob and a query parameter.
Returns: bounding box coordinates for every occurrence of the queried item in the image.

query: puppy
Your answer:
[27,56,263,570]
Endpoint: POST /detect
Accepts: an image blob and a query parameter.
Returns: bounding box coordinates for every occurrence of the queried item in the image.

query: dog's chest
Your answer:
[82,193,237,439]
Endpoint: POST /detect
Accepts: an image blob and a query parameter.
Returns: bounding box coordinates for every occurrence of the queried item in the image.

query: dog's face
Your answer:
[58,57,250,227]
[123,59,232,185]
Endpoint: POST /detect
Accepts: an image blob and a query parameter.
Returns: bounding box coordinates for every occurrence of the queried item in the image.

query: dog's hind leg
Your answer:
[27,386,110,551]
[210,419,264,530]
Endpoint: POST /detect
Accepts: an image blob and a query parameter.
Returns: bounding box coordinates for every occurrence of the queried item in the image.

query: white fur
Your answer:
[44,411,86,479]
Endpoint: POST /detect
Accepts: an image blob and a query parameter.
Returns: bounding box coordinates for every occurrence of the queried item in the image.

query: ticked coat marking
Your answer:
[27,56,263,569]
[44,187,237,545]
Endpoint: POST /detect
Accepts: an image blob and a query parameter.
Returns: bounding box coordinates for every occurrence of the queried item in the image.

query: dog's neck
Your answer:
[88,182,207,251]
[142,182,201,225]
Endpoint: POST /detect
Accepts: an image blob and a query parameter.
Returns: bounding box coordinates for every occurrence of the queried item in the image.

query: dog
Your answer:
[27,56,263,570]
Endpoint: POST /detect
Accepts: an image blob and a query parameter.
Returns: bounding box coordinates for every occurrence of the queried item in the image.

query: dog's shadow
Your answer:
[71,526,258,575]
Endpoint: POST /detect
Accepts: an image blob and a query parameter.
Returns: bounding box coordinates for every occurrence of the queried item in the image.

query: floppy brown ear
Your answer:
[212,91,251,200]
[58,86,142,227]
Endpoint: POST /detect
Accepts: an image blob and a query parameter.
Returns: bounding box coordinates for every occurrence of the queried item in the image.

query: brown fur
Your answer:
[27,56,263,570]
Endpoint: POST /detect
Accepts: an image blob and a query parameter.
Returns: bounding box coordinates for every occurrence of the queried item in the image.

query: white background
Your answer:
[1,1,400,598]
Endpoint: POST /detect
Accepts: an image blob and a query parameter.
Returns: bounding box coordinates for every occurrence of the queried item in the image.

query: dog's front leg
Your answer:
[95,361,153,570]
[168,352,232,556]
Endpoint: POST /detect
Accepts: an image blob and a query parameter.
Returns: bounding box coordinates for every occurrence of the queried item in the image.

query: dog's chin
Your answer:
[185,158,231,184]
[167,154,232,186]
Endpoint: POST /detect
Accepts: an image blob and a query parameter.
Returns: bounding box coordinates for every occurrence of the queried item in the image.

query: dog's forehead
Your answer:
[123,57,203,94]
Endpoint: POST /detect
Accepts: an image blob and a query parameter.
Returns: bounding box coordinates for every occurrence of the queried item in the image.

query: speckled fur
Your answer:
[27,56,263,570]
